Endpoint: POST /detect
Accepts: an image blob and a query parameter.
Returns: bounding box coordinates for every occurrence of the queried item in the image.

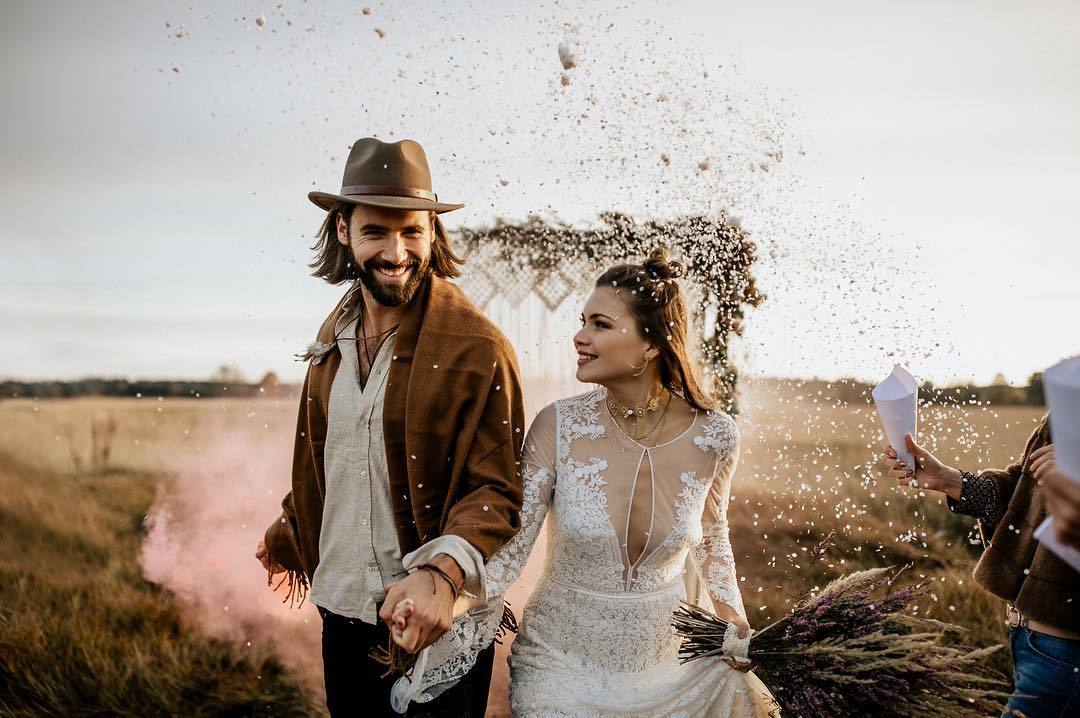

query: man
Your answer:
[255,137,525,717]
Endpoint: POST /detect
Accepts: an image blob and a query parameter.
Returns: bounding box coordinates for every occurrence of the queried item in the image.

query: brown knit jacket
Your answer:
[956,415,1079,630]
[262,277,526,600]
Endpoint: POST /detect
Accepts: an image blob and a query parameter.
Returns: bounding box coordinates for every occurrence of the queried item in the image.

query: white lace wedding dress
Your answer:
[483,388,777,717]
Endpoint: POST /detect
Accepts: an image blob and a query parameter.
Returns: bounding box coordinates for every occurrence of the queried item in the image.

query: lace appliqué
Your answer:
[559,389,607,454]
[694,410,737,457]
[634,471,711,592]
[693,476,742,612]
[554,455,623,592]
[486,462,552,596]
[545,392,625,592]
[502,395,769,716]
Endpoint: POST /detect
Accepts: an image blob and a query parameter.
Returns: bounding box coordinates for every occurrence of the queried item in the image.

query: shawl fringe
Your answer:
[267,567,309,609]
[495,601,518,644]
[370,638,419,679]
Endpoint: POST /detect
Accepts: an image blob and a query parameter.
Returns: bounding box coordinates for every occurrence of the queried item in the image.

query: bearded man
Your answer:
[256,137,525,717]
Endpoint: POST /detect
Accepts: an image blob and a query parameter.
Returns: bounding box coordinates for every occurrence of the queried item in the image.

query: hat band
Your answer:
[339,184,437,202]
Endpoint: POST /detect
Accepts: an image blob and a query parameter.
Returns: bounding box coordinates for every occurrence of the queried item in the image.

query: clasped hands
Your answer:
[379,554,463,654]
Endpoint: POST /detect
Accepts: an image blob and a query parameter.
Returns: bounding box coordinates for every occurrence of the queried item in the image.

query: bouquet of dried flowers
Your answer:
[673,567,1009,717]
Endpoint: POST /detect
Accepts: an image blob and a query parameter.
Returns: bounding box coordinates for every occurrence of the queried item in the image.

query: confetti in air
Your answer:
[140,3,1032,710]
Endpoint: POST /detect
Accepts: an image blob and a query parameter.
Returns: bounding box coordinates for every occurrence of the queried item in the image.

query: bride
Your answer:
[391,248,776,716]
[487,248,775,716]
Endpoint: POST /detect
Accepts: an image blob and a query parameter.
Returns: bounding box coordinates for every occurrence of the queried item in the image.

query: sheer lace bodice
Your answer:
[481,388,773,717]
[397,388,774,717]
[488,387,744,612]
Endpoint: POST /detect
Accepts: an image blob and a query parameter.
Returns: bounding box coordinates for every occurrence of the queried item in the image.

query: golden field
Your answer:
[0,388,1045,716]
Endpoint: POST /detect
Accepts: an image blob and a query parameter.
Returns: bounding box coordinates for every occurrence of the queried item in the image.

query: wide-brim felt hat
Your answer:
[308,137,464,214]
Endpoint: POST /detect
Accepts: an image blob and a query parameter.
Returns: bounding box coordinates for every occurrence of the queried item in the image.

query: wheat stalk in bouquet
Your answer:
[673,567,1009,717]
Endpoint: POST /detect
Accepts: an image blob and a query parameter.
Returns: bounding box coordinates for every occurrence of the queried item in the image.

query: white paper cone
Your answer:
[1033,356,1080,570]
[1045,355,1080,480]
[873,365,919,470]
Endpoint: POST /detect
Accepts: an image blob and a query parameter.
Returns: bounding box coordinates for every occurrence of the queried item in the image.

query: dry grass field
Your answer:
[0,396,320,717]
[0,387,1045,716]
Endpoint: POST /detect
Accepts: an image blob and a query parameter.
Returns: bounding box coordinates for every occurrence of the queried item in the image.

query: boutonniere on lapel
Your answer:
[296,339,336,365]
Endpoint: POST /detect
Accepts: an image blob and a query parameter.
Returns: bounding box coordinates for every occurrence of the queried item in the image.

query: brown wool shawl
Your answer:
[974,416,1079,630]
[263,276,525,602]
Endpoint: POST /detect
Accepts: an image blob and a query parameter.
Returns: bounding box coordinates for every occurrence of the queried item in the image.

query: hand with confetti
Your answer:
[880,433,963,499]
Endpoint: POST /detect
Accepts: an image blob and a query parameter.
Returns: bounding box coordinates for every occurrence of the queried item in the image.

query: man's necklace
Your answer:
[358,320,399,371]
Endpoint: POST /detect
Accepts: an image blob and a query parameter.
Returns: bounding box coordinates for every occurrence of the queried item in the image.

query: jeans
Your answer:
[1002,626,1080,718]
[320,606,495,718]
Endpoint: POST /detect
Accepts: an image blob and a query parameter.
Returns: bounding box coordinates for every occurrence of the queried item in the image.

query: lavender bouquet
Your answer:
[673,567,1009,717]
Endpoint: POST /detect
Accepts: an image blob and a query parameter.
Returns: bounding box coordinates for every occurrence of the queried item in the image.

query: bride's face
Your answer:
[574,286,654,385]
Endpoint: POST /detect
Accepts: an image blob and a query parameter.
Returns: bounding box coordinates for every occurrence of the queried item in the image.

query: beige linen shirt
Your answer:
[309,307,484,623]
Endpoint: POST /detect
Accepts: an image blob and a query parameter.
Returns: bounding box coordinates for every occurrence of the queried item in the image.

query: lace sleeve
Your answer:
[690,414,744,617]
[392,404,558,712]
[485,403,557,596]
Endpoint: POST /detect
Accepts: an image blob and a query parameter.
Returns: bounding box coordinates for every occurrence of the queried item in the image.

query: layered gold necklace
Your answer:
[606,391,662,419]
[606,387,671,442]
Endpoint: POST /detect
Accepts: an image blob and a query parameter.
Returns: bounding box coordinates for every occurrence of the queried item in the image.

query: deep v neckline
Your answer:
[583,391,704,591]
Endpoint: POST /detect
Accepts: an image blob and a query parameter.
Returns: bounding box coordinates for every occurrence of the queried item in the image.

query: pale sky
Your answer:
[1,0,1077,386]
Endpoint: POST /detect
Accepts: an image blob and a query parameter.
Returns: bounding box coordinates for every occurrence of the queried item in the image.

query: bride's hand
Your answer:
[714,601,751,639]
[714,602,754,672]
[389,598,415,643]
[879,434,963,500]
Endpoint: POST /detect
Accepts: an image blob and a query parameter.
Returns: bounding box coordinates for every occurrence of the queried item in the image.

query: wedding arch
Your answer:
[454,212,764,413]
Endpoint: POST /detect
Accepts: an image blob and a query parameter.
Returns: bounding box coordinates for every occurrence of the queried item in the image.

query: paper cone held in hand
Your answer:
[1045,356,1080,480]
[873,365,919,470]
[1033,355,1080,571]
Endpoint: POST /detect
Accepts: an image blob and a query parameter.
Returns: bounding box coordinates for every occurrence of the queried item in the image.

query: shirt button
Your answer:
[360,470,368,477]
[361,518,369,526]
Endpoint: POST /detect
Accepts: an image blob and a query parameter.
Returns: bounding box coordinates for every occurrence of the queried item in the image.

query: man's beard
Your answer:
[356,255,432,307]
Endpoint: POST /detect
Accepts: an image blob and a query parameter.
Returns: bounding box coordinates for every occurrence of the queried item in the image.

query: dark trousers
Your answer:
[319,606,495,718]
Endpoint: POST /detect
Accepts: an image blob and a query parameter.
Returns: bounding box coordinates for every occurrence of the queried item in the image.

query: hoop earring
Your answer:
[630,355,650,377]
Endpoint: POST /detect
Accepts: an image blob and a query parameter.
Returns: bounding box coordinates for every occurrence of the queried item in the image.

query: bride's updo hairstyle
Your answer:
[596,247,716,413]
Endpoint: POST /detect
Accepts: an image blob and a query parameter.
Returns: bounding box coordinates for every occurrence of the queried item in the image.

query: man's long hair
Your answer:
[309,203,464,284]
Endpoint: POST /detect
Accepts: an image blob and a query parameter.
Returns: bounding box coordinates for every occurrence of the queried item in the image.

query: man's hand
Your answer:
[879,434,963,499]
[255,537,285,575]
[1033,444,1080,549]
[378,554,463,653]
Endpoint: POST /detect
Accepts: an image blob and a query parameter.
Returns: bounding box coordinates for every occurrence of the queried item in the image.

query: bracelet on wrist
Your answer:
[416,562,461,600]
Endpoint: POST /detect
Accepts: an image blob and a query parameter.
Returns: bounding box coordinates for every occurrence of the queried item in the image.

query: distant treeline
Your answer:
[0,372,297,400]
[754,373,1047,408]
[1,372,1047,407]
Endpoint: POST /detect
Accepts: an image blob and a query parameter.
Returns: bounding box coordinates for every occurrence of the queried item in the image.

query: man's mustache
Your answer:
[364,259,419,271]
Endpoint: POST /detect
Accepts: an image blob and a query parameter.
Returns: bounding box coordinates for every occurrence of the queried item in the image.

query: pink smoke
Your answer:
[139,413,324,693]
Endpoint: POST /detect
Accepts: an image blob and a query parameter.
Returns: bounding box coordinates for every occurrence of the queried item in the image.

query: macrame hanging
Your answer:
[454,212,764,413]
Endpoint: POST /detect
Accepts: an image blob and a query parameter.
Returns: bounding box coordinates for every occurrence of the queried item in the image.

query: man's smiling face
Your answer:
[337,204,434,307]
